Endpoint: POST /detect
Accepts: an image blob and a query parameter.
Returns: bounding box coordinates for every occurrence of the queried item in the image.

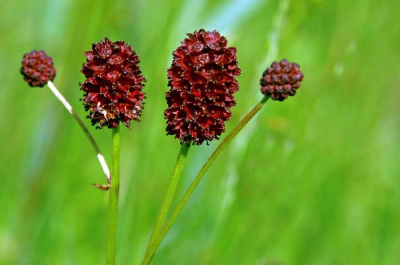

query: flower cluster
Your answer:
[20,30,306,265]
[164,29,241,145]
[80,38,146,129]
[20,50,56,87]
[260,59,304,101]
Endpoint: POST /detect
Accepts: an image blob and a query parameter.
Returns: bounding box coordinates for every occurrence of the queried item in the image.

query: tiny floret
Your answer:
[80,38,146,129]
[260,59,304,101]
[165,29,241,145]
[20,50,56,87]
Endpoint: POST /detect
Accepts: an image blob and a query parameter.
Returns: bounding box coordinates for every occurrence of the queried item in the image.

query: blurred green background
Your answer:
[1,0,400,264]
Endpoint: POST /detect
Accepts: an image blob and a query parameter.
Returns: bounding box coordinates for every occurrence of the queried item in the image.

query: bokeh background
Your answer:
[1,0,400,264]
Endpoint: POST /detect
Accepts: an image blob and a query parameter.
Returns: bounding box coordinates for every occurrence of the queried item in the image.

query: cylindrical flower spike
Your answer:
[20,50,56,87]
[260,59,304,101]
[165,29,241,145]
[80,38,146,129]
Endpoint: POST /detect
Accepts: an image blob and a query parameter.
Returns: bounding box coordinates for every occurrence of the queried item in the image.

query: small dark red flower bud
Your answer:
[20,50,56,87]
[165,29,241,145]
[260,59,304,101]
[80,38,146,129]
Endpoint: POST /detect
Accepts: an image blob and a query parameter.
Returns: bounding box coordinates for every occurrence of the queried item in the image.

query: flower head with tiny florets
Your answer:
[20,50,56,87]
[165,29,241,145]
[260,59,304,101]
[80,38,146,129]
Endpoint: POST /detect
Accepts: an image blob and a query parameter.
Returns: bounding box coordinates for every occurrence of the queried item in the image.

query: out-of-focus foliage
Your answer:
[1,0,399,264]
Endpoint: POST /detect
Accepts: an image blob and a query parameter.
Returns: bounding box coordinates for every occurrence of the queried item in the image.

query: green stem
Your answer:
[47,81,110,183]
[144,96,270,263]
[106,126,121,265]
[141,143,191,265]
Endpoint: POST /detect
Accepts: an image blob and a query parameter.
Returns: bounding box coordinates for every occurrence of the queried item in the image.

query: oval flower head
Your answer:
[80,38,146,129]
[20,50,56,87]
[165,29,241,145]
[260,59,304,101]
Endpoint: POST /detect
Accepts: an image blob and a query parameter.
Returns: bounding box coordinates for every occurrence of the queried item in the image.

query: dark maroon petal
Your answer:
[20,50,56,87]
[260,59,304,101]
[165,29,241,145]
[80,38,146,129]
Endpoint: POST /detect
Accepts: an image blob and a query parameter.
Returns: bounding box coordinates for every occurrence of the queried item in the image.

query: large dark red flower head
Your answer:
[260,59,304,101]
[165,29,241,145]
[80,38,146,129]
[20,50,56,87]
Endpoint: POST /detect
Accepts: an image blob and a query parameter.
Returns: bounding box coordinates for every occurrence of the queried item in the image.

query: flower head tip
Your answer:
[260,59,304,101]
[20,50,56,87]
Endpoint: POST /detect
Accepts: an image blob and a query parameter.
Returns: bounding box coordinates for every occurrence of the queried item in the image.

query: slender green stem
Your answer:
[141,143,191,265]
[106,126,121,265]
[47,81,111,183]
[144,96,270,263]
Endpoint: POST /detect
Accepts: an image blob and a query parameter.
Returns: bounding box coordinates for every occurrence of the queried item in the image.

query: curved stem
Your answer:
[106,126,121,265]
[47,81,110,183]
[141,143,191,265]
[144,96,270,263]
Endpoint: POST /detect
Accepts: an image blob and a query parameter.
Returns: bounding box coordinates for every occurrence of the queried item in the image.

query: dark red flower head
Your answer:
[260,59,304,101]
[20,50,56,87]
[165,29,241,145]
[80,38,146,129]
